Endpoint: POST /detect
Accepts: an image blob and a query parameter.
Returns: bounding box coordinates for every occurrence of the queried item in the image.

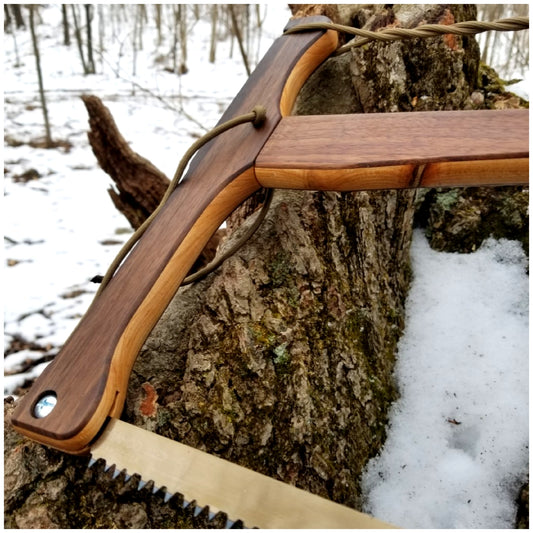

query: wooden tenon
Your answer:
[11,16,528,455]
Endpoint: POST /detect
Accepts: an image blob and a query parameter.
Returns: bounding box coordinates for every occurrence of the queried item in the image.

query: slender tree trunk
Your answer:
[11,4,25,29]
[85,4,96,74]
[178,4,188,74]
[154,4,162,46]
[71,4,88,74]
[4,4,12,31]
[228,4,251,75]
[131,5,139,78]
[28,5,53,147]
[209,4,218,64]
[61,4,70,46]
[97,4,104,71]
[5,8,22,68]
[171,5,179,73]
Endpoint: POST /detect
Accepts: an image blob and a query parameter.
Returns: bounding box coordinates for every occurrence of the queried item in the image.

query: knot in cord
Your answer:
[252,105,267,128]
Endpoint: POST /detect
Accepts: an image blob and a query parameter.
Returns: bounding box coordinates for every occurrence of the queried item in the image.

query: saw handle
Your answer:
[10,17,339,453]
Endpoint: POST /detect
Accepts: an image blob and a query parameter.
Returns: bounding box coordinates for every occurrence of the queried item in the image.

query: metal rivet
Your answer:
[33,393,57,418]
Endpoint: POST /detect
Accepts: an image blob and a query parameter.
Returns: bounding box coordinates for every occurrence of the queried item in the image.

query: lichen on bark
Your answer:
[414,59,529,255]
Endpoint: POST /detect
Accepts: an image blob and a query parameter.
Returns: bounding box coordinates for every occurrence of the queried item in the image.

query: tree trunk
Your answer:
[85,4,96,74]
[80,94,169,229]
[154,4,162,47]
[61,4,70,47]
[229,4,251,76]
[4,4,12,31]
[11,4,25,29]
[28,5,53,148]
[8,4,521,529]
[79,94,224,272]
[71,4,88,75]
[178,5,188,74]
[209,4,218,64]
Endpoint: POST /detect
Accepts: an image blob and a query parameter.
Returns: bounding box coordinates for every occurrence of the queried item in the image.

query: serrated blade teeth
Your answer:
[90,421,254,528]
[89,454,235,527]
[193,505,203,517]
[89,457,240,528]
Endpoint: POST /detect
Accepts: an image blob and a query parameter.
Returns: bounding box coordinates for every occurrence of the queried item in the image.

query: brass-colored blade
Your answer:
[91,418,396,529]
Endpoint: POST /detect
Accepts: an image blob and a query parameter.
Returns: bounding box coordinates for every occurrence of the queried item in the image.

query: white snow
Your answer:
[362,231,529,528]
[3,5,528,529]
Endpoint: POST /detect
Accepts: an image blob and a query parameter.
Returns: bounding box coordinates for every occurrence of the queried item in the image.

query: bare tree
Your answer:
[209,4,218,63]
[228,4,251,75]
[178,4,188,73]
[4,5,22,67]
[28,5,52,147]
[97,4,105,71]
[71,4,88,74]
[61,5,70,46]
[85,4,96,74]
[169,4,188,74]
[154,4,162,46]
[4,4,12,31]
[477,4,529,77]
[10,4,25,29]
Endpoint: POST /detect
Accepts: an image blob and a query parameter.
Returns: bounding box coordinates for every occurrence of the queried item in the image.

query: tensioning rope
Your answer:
[284,16,529,55]
[95,15,528,293]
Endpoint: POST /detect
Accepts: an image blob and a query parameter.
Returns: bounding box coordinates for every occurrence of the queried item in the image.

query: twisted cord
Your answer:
[284,16,529,55]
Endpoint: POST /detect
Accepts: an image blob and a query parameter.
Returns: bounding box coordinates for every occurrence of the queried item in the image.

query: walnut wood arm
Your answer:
[11,17,339,453]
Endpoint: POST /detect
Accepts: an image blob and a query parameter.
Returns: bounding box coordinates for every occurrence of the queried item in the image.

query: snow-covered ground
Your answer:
[3,5,528,529]
[362,232,529,528]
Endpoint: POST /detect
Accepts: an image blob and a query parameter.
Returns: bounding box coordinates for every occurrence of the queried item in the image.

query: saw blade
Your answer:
[90,418,395,529]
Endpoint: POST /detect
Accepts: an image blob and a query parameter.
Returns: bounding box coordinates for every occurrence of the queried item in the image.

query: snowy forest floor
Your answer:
[3,5,529,529]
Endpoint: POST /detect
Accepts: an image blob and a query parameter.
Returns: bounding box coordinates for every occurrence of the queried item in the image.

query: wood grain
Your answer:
[256,109,529,189]
[11,18,338,452]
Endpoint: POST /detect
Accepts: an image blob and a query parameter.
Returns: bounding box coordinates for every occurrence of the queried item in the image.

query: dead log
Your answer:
[81,94,169,230]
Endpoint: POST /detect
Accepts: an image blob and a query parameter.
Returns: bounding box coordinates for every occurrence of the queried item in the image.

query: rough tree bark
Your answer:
[5,4,525,529]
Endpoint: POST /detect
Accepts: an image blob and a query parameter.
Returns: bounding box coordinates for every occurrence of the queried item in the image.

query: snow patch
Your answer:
[361,231,528,529]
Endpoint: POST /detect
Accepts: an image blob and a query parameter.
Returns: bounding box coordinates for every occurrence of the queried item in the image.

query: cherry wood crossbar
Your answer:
[256,109,529,190]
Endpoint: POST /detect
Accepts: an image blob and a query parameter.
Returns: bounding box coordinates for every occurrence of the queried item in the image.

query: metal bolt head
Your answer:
[34,394,57,418]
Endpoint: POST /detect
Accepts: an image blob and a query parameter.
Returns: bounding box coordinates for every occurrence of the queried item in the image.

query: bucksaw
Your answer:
[10,15,528,529]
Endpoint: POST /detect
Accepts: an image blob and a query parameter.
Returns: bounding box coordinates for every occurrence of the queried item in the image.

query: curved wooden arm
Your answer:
[11,17,339,453]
